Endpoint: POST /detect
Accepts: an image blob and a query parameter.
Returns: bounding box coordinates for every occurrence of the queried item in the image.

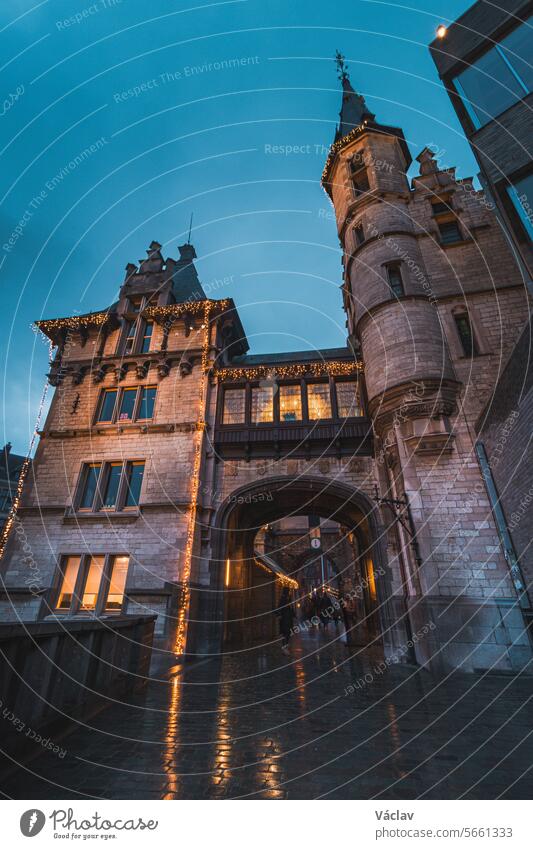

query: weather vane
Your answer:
[335,50,349,83]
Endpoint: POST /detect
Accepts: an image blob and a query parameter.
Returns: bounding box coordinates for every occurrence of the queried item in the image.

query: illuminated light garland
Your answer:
[322,120,369,187]
[175,301,212,655]
[35,311,113,334]
[0,342,54,561]
[214,360,363,382]
[254,558,299,590]
[144,299,231,321]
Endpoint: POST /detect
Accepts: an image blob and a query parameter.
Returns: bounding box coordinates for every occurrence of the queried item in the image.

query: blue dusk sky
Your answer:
[1,0,477,454]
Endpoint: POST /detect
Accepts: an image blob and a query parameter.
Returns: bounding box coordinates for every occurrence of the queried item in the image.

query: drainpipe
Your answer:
[475,442,530,610]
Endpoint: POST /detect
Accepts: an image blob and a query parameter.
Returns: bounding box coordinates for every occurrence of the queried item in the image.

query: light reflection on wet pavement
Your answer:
[2,629,533,799]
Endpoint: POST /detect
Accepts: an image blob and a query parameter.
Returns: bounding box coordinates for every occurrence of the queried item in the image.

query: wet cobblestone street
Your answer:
[2,630,533,800]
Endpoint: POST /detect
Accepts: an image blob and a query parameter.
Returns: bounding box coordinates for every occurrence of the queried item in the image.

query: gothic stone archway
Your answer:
[189,475,408,657]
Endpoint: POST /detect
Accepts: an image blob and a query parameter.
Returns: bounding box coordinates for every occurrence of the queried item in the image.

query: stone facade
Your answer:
[0,74,531,674]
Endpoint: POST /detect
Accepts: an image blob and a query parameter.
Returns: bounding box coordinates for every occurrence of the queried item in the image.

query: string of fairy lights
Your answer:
[0,340,54,561]
[174,301,213,655]
[214,360,363,382]
[321,119,370,187]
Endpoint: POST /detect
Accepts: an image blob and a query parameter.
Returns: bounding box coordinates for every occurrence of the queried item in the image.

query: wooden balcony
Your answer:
[213,417,373,460]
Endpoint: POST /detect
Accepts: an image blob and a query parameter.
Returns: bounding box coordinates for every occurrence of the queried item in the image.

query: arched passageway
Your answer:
[191,475,408,658]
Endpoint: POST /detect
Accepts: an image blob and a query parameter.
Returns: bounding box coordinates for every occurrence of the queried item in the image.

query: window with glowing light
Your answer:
[251,385,274,423]
[279,385,302,422]
[307,383,332,420]
[223,388,246,424]
[54,554,130,615]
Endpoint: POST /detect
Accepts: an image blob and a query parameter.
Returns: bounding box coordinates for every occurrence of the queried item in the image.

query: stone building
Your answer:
[0,63,531,673]
[430,1,533,625]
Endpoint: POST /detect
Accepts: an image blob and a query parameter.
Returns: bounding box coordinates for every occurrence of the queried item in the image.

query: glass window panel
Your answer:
[56,556,82,610]
[105,556,129,611]
[140,321,154,353]
[123,320,136,354]
[223,389,246,424]
[387,266,404,297]
[98,390,117,422]
[439,221,462,244]
[454,47,524,127]
[138,386,156,420]
[79,464,101,509]
[507,173,533,240]
[336,381,362,417]
[102,464,122,508]
[279,385,302,421]
[499,20,533,91]
[125,462,144,507]
[118,388,137,421]
[80,556,105,610]
[251,385,274,423]
[454,314,478,357]
[307,383,332,420]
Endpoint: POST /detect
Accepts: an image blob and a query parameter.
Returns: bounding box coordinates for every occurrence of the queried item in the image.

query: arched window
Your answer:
[453,312,479,357]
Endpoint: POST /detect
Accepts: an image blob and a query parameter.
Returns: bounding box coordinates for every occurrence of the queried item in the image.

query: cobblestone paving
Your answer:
[2,628,533,799]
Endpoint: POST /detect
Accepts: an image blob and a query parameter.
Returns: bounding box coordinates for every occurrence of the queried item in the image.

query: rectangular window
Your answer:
[105,556,129,611]
[307,383,332,420]
[454,313,479,357]
[279,385,302,422]
[438,220,462,245]
[79,464,101,510]
[351,165,370,196]
[336,381,362,417]
[123,321,136,355]
[507,172,533,241]
[118,388,137,421]
[55,554,130,615]
[102,463,122,509]
[138,386,156,420]
[124,462,144,507]
[98,389,118,423]
[251,385,274,423]
[80,556,105,611]
[386,265,404,297]
[223,388,246,424]
[56,556,82,610]
[140,321,154,353]
[452,19,532,131]
[432,200,449,215]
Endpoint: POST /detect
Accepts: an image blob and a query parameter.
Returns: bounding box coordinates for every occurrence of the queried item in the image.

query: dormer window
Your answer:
[129,296,143,314]
[119,317,154,355]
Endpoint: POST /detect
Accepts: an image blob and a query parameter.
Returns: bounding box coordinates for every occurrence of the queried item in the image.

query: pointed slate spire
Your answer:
[334,51,375,142]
